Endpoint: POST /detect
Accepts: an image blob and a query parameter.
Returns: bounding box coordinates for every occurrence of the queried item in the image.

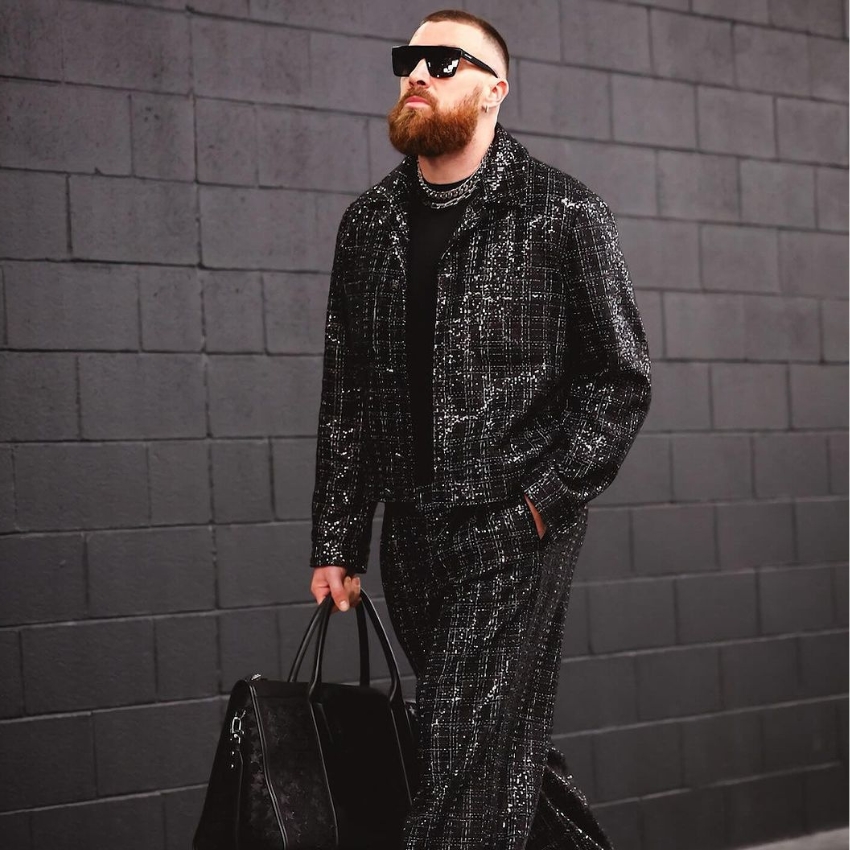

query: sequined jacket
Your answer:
[310,123,652,574]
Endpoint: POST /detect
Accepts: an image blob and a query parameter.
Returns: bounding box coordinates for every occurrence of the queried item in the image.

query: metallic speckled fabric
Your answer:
[310,122,652,575]
[380,489,614,849]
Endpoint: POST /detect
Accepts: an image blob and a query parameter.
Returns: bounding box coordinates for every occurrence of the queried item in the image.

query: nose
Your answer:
[407,56,431,86]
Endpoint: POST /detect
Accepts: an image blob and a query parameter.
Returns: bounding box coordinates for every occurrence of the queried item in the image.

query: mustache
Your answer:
[399,89,437,108]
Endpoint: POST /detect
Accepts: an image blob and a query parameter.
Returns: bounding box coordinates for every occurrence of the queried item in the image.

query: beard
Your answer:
[387,86,482,157]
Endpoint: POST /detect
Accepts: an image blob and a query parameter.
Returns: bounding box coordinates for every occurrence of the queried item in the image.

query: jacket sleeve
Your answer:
[519,191,652,534]
[309,206,377,575]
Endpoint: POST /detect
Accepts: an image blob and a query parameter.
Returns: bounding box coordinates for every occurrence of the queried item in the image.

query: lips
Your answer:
[405,96,429,105]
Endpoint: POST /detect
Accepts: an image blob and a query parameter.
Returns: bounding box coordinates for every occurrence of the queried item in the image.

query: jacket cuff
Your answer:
[519,461,581,539]
[309,547,367,576]
[310,500,376,576]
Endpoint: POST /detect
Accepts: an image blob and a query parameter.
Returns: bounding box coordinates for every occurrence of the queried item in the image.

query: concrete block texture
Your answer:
[196,97,258,186]
[87,526,215,616]
[0,533,86,627]
[682,710,763,784]
[810,36,850,102]
[0,0,846,846]
[0,353,79,441]
[131,93,195,181]
[664,292,745,359]
[716,499,797,569]
[770,0,845,36]
[776,98,849,166]
[518,61,610,138]
[641,786,727,850]
[61,2,190,92]
[0,171,68,259]
[658,150,739,221]
[93,700,221,795]
[70,176,198,264]
[612,74,696,148]
[14,442,150,531]
[700,225,780,294]
[817,167,850,232]
[672,433,753,500]
[693,0,770,23]
[4,262,139,350]
[780,230,849,298]
[30,795,165,850]
[734,24,811,95]
[594,721,682,799]
[561,0,652,73]
[79,353,206,439]
[21,619,156,713]
[0,0,63,81]
[710,363,790,430]
[740,160,817,228]
[139,266,203,352]
[0,631,23,719]
[743,294,821,361]
[650,9,735,85]
[677,571,759,642]
[696,86,776,158]
[0,714,97,810]
[0,80,131,175]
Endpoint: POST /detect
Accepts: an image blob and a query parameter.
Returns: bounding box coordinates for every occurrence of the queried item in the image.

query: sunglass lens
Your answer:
[431,52,460,77]
[392,46,461,77]
[392,47,411,76]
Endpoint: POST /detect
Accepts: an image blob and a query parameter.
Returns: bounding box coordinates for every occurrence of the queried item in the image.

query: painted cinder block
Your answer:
[93,700,221,795]
[676,572,759,643]
[651,9,734,85]
[21,619,156,713]
[30,793,165,850]
[0,533,86,626]
[562,0,652,73]
[14,443,149,531]
[87,526,215,616]
[0,714,97,810]
[0,80,131,175]
[61,1,190,93]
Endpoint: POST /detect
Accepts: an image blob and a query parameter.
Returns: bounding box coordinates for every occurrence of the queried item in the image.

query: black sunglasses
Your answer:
[392,44,500,79]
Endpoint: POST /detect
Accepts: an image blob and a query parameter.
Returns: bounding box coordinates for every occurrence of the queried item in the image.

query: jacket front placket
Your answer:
[379,174,489,500]
[428,193,493,500]
[378,141,519,501]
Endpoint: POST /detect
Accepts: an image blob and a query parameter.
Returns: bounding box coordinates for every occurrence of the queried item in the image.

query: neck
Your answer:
[417,121,496,184]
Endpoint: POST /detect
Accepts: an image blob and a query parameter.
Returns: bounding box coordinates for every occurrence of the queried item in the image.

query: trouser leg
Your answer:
[379,494,614,850]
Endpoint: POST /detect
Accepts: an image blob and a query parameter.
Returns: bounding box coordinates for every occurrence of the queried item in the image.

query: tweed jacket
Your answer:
[310,123,652,574]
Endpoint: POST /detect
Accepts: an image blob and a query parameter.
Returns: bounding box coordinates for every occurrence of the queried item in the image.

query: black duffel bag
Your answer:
[193,588,419,849]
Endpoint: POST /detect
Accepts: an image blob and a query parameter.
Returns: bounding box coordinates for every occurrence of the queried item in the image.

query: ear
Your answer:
[483,78,509,112]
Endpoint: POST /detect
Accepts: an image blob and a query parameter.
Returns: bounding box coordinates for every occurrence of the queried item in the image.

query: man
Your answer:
[309,9,651,849]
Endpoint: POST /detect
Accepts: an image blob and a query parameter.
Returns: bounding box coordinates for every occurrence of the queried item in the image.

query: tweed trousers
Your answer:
[378,485,615,850]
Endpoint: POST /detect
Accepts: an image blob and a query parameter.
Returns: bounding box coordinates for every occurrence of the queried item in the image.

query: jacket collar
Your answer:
[374,122,531,216]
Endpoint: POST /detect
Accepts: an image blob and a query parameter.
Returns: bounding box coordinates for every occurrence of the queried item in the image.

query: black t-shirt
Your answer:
[406,177,474,486]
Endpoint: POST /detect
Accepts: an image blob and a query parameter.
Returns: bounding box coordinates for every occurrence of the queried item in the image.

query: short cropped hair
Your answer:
[420,9,510,77]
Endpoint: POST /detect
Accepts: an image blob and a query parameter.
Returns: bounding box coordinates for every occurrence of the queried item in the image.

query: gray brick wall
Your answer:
[0,0,846,847]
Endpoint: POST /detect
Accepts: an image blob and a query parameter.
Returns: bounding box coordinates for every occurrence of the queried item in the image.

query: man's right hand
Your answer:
[311,565,361,613]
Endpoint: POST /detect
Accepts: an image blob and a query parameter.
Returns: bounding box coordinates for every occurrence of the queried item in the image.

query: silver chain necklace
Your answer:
[416,157,485,209]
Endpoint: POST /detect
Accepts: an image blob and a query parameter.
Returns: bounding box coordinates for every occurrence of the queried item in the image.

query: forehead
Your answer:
[409,20,490,57]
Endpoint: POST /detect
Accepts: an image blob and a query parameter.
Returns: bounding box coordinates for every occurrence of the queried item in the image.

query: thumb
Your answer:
[327,571,350,612]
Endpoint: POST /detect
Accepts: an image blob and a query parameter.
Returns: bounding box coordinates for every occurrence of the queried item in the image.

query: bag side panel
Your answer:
[254,689,338,848]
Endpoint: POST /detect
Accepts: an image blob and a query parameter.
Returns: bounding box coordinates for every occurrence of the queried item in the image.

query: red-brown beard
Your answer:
[387,86,482,157]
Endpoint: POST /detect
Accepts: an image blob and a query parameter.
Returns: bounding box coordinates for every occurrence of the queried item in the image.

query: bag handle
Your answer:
[287,595,371,687]
[287,589,405,708]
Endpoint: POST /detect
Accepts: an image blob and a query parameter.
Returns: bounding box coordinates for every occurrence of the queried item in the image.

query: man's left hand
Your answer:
[523,493,547,538]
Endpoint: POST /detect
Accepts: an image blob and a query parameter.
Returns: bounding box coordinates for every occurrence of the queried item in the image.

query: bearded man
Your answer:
[309,9,651,849]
